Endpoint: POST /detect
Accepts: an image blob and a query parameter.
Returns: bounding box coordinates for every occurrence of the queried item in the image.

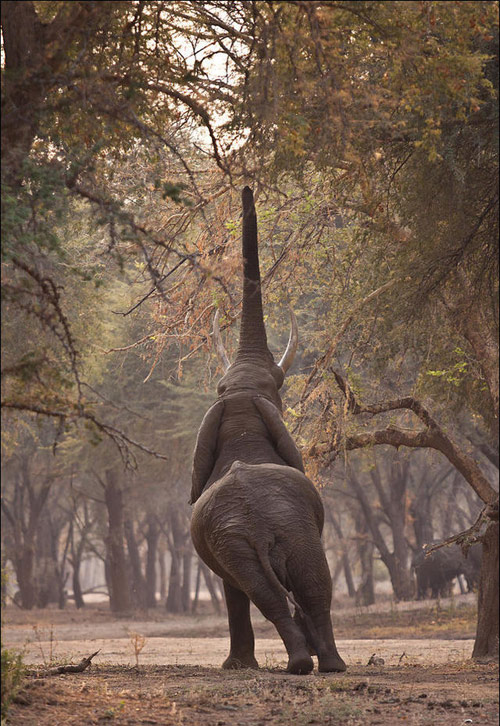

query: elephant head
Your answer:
[212,186,298,410]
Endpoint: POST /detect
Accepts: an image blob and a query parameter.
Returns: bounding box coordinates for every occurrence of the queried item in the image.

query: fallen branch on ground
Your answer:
[26,650,100,677]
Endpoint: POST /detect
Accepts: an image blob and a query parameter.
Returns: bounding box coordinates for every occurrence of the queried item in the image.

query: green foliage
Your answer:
[0,569,8,608]
[1,649,25,720]
[1,1,497,487]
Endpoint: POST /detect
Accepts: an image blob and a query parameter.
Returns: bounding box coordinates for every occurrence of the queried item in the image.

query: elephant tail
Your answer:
[254,541,302,614]
[254,540,322,655]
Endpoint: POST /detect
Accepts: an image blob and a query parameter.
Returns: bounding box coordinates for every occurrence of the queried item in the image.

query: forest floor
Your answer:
[2,593,498,725]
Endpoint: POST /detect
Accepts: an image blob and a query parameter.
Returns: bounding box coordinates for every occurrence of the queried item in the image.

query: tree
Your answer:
[1,0,497,654]
[1,1,228,448]
[1,426,61,608]
[210,1,498,655]
[325,372,498,657]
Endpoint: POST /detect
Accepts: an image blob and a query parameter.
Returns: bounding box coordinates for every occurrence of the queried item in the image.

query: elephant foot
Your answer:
[222,654,259,670]
[318,654,347,673]
[287,652,314,675]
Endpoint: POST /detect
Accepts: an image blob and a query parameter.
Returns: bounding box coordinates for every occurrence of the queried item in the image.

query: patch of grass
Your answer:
[1,648,25,722]
[338,603,477,639]
[276,691,363,725]
[31,623,58,665]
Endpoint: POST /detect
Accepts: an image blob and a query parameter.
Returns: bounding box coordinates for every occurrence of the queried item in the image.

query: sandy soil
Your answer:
[2,595,498,725]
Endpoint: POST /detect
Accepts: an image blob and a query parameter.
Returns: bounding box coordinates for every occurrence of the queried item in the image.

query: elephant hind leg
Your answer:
[293,609,317,655]
[222,560,313,673]
[222,582,258,670]
[287,552,347,673]
[242,578,313,674]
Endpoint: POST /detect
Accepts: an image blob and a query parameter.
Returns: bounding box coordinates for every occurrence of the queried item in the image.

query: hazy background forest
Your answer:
[1,0,498,654]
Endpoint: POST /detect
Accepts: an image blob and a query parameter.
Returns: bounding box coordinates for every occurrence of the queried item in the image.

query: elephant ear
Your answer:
[190,400,224,504]
[253,396,305,473]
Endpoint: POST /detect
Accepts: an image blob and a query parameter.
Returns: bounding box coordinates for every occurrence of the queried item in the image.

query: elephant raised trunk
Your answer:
[190,187,346,676]
[237,186,271,361]
[213,186,298,377]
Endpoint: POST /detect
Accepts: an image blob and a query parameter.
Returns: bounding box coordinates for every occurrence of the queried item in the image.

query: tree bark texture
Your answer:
[145,515,159,608]
[165,549,183,614]
[1,1,111,181]
[72,561,85,609]
[200,560,222,615]
[158,542,166,601]
[181,548,192,613]
[472,521,499,659]
[328,510,356,598]
[165,507,191,613]
[15,547,36,610]
[104,470,132,613]
[354,510,375,606]
[1,461,52,609]
[124,518,148,610]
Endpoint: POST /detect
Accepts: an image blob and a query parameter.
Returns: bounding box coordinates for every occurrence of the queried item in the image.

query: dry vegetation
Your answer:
[2,597,498,725]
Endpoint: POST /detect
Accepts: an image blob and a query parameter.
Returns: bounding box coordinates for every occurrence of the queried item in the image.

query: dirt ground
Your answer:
[2,593,498,725]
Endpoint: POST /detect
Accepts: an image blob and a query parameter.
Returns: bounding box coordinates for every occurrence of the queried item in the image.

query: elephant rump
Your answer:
[190,461,325,593]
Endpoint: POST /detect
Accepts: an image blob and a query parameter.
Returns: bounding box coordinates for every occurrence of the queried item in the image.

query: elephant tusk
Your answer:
[213,310,231,373]
[278,309,298,374]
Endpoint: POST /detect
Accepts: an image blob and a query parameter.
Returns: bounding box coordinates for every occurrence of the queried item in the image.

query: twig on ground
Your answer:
[26,650,100,677]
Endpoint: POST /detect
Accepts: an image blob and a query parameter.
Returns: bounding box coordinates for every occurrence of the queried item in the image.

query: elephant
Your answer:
[412,541,482,599]
[189,187,346,675]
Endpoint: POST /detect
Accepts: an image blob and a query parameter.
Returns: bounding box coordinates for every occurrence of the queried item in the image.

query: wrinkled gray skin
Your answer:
[412,542,482,599]
[190,187,346,675]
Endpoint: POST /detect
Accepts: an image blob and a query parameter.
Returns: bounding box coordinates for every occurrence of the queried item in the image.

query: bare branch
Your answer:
[301,279,398,402]
[332,371,498,506]
[423,503,496,557]
[26,650,100,677]
[1,401,168,468]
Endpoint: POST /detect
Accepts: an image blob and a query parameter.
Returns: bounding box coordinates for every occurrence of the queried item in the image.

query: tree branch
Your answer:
[26,650,100,677]
[1,401,168,468]
[301,279,398,402]
[333,371,498,506]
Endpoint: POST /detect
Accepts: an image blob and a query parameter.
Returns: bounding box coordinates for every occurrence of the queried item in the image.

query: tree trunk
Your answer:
[2,464,52,610]
[354,511,375,606]
[1,551,7,607]
[389,554,414,602]
[330,558,344,600]
[165,507,190,613]
[48,511,70,610]
[124,518,147,609]
[15,547,36,610]
[165,550,183,613]
[328,510,356,598]
[200,560,222,614]
[472,521,499,659]
[375,457,414,601]
[35,514,61,608]
[104,555,113,608]
[181,547,192,613]
[158,542,166,602]
[410,475,435,549]
[349,466,414,602]
[191,560,202,614]
[104,470,132,613]
[72,561,85,609]
[145,515,159,608]
[69,522,86,609]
